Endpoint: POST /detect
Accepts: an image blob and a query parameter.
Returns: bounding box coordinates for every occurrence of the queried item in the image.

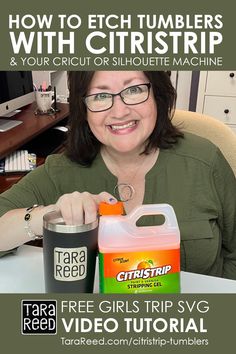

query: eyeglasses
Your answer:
[83,83,151,112]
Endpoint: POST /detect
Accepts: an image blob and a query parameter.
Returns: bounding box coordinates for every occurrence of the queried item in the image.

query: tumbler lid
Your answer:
[43,210,98,233]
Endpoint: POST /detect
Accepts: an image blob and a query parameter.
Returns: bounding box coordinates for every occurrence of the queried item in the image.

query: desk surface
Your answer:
[0,102,69,193]
[0,102,69,159]
[1,245,236,293]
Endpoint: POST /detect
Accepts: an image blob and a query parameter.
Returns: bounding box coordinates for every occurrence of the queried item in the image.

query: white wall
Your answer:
[175,71,192,110]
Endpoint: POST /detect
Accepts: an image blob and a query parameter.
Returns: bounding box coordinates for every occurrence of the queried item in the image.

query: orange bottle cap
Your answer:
[99,201,124,215]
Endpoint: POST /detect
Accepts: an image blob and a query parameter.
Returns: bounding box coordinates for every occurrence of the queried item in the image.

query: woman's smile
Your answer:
[106,120,139,134]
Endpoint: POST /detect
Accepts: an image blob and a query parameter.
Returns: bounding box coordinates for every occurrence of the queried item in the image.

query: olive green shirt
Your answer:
[0,133,236,279]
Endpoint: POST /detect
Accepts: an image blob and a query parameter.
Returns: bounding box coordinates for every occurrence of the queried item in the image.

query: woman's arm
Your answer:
[0,204,53,251]
[0,191,116,252]
[212,149,236,279]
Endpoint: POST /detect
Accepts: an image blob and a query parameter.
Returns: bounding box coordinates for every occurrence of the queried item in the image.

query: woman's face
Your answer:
[86,71,157,154]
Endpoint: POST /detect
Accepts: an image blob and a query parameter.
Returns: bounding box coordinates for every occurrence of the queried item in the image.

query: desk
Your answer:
[0,102,69,193]
[0,102,69,159]
[1,245,236,293]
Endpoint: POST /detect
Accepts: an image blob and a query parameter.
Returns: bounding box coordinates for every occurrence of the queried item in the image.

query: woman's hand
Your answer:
[55,191,117,225]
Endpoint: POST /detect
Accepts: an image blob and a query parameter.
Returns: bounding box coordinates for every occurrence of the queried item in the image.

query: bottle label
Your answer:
[99,249,180,293]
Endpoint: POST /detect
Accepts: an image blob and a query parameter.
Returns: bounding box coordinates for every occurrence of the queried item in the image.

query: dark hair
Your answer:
[66,71,183,166]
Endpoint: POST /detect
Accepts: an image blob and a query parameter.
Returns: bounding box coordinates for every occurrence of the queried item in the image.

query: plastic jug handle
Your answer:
[128,203,179,229]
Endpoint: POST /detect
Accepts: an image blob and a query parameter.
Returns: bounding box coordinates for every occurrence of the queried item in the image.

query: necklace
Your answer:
[114,158,147,202]
[114,183,135,202]
[101,148,159,202]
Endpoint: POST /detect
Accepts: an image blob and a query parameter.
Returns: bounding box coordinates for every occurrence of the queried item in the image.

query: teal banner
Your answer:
[0,294,236,354]
[0,0,235,70]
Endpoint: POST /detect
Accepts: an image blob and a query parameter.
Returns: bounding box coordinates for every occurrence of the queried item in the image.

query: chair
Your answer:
[172,110,236,176]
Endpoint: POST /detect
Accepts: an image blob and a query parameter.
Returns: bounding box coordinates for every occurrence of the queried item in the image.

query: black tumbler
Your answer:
[43,211,98,293]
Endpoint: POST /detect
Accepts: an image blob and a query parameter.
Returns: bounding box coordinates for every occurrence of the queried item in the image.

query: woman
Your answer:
[0,71,236,279]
